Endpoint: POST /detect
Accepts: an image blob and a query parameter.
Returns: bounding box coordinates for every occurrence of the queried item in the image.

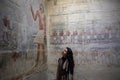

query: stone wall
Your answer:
[46,0,120,80]
[0,0,120,80]
[0,0,47,80]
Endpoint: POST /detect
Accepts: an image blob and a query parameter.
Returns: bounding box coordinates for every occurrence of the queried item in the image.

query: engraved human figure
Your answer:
[2,16,10,42]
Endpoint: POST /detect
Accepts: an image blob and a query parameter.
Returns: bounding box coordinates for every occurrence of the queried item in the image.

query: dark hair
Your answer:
[66,47,74,74]
[66,47,73,58]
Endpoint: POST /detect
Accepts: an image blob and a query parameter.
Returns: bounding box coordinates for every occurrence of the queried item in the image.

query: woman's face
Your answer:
[62,48,67,57]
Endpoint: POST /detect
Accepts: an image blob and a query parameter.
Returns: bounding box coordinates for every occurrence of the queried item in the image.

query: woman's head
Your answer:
[66,47,73,57]
[61,48,67,57]
[62,47,73,59]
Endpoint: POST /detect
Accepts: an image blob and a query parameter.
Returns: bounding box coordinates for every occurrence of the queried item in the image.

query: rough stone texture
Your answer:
[0,0,47,80]
[46,0,120,80]
[0,0,120,80]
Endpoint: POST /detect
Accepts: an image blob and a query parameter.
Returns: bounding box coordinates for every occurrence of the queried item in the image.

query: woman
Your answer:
[56,47,75,80]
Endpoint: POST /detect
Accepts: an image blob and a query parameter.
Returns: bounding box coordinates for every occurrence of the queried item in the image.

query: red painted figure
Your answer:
[66,31,71,44]
[2,16,10,42]
[59,31,64,44]
[73,31,78,44]
[94,31,97,42]
[87,31,91,43]
[52,31,57,44]
[30,3,46,65]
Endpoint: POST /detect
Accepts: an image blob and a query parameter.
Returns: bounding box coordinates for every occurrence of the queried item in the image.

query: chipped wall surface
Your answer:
[0,0,47,80]
[46,0,120,80]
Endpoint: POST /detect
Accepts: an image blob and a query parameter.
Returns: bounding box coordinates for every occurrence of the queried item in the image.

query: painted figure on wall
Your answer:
[0,15,17,49]
[93,31,97,43]
[86,31,91,43]
[73,30,78,44]
[2,16,10,43]
[59,30,64,44]
[52,31,57,44]
[30,3,46,65]
[66,31,71,44]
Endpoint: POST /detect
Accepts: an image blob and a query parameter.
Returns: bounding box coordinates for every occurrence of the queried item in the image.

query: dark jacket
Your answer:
[56,56,74,80]
[57,47,74,80]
